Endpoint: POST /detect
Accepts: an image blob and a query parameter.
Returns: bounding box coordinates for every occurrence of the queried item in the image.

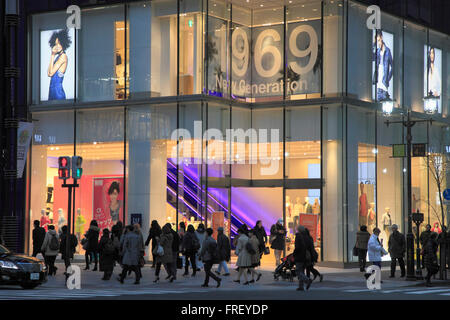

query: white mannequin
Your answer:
[294,197,302,216]
[304,197,312,213]
[312,198,320,214]
[382,207,392,244]
[57,208,66,234]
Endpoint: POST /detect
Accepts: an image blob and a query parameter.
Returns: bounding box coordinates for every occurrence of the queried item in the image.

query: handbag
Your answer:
[269,235,276,245]
[264,247,270,255]
[352,246,359,257]
[177,256,183,269]
[81,238,89,251]
[152,244,164,257]
[139,256,145,268]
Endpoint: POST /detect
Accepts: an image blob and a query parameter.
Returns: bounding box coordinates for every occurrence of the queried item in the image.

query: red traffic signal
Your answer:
[58,156,71,180]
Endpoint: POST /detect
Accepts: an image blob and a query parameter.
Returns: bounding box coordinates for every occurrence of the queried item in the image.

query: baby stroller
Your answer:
[274,253,297,281]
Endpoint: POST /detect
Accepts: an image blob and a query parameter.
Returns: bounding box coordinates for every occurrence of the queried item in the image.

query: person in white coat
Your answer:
[366,227,387,280]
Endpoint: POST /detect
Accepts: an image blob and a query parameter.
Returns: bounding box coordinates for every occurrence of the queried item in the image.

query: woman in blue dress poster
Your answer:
[47,29,72,100]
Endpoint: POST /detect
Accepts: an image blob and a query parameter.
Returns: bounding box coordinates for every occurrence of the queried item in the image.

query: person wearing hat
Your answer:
[270,218,287,267]
[216,227,231,276]
[388,224,406,278]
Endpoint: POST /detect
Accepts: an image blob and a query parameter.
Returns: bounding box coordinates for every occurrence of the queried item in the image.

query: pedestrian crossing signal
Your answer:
[58,156,71,180]
[72,156,83,180]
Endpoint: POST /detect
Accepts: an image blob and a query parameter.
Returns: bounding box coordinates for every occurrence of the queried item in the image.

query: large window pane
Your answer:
[285,106,321,179]
[29,111,74,255]
[286,0,322,100]
[231,106,252,179]
[74,108,125,238]
[179,0,204,95]
[79,5,127,102]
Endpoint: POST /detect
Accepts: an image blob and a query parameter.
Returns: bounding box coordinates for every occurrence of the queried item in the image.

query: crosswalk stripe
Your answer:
[405,289,450,295]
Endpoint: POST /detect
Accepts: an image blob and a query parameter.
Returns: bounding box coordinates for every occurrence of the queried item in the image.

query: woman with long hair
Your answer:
[47,29,71,100]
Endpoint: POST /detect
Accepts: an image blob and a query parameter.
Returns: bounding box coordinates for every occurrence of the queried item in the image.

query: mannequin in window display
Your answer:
[368,202,376,233]
[293,197,303,232]
[312,199,320,214]
[285,196,294,236]
[359,183,369,227]
[304,197,313,214]
[382,207,392,242]
[47,208,54,224]
[57,208,67,235]
[40,209,50,232]
[75,208,86,249]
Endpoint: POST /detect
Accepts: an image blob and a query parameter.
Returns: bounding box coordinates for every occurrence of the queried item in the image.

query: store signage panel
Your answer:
[392,144,406,158]
[412,143,426,157]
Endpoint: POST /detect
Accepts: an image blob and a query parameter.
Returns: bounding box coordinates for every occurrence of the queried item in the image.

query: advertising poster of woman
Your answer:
[424,46,442,113]
[93,178,124,231]
[40,28,75,102]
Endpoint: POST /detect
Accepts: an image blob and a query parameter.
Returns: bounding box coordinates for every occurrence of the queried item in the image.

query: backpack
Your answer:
[104,239,115,255]
[245,241,256,255]
[49,234,60,251]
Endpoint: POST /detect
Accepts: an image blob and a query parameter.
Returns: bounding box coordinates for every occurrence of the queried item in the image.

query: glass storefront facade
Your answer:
[26,0,450,265]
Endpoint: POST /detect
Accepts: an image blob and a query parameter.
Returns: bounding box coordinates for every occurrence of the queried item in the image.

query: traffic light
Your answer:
[58,156,71,180]
[72,156,83,180]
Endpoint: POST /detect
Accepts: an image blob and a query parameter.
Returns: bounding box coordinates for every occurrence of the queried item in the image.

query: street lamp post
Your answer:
[412,210,424,280]
[385,110,433,281]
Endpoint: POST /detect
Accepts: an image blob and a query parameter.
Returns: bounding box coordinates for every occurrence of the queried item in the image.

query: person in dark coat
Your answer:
[154,224,175,282]
[111,221,123,242]
[145,220,162,268]
[293,226,313,291]
[98,229,115,280]
[199,228,221,288]
[117,225,142,284]
[420,224,432,268]
[84,220,100,271]
[253,220,268,259]
[388,224,406,278]
[305,228,323,282]
[165,223,180,280]
[216,227,231,276]
[32,220,46,257]
[59,225,78,273]
[423,232,439,287]
[270,219,286,267]
[355,225,371,272]
[181,224,199,277]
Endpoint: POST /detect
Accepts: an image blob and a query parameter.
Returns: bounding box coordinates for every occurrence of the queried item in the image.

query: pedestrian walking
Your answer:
[420,224,432,269]
[181,224,200,277]
[388,224,406,278]
[133,223,145,279]
[355,225,371,272]
[154,224,175,282]
[117,225,142,284]
[304,228,323,282]
[270,219,286,267]
[199,228,222,288]
[293,226,313,291]
[164,223,180,280]
[84,220,100,271]
[253,220,268,261]
[423,232,439,287]
[248,229,262,282]
[59,225,78,273]
[366,227,387,280]
[195,223,206,270]
[233,227,252,285]
[40,225,59,276]
[215,227,231,276]
[145,220,162,268]
[111,221,123,242]
[32,220,46,258]
[179,222,186,267]
[99,229,115,280]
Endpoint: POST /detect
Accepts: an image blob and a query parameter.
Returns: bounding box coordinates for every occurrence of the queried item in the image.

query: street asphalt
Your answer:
[0,260,449,300]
